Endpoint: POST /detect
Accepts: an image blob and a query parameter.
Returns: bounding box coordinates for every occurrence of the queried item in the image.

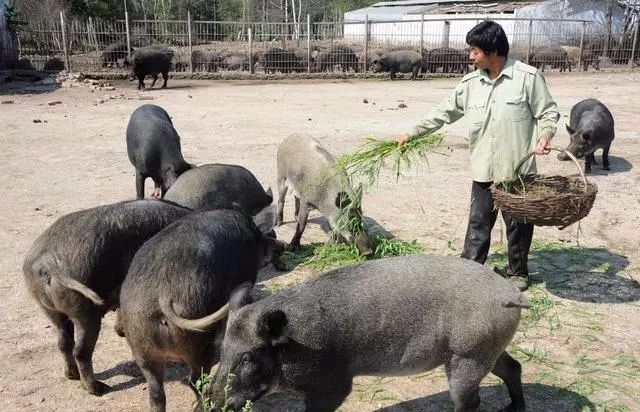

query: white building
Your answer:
[343,0,636,49]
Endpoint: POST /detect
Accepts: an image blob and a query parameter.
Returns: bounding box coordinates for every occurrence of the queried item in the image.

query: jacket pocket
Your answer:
[504,95,531,121]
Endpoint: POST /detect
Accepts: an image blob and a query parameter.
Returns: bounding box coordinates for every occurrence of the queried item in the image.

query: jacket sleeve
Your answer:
[408,82,466,140]
[528,72,560,141]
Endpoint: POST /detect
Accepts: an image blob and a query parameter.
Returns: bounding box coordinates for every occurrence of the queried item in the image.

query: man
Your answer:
[397,21,560,291]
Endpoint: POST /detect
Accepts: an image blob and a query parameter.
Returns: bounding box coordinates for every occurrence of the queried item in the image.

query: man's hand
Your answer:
[395,134,410,146]
[535,137,551,155]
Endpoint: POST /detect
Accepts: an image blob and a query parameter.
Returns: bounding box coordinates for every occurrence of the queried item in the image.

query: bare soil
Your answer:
[1,70,639,412]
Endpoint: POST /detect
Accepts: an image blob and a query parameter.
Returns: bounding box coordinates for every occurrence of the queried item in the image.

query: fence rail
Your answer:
[9,13,640,76]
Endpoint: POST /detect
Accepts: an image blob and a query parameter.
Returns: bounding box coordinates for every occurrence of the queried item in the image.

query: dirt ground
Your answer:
[1,71,639,412]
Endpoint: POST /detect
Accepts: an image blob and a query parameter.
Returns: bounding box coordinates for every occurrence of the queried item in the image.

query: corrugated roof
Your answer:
[372,0,541,7]
[407,1,539,14]
[344,1,545,21]
[373,0,497,6]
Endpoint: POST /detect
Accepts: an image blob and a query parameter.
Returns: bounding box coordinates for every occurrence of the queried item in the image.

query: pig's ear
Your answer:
[565,124,575,134]
[335,191,351,209]
[257,310,289,346]
[229,283,253,312]
[264,186,274,204]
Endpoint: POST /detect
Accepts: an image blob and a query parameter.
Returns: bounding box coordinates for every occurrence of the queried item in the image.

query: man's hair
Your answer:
[466,21,509,57]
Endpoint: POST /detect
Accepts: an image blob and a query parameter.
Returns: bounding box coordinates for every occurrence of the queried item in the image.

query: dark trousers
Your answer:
[460,181,534,277]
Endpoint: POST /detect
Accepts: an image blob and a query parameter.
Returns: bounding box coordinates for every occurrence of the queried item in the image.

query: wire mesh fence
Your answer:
[8,13,640,78]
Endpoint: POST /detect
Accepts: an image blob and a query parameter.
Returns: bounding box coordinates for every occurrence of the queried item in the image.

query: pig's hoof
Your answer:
[86,380,110,396]
[65,368,80,380]
[603,166,610,171]
[286,243,300,251]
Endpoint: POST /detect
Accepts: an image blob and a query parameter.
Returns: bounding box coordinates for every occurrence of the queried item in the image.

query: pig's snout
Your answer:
[557,151,570,161]
[355,233,374,257]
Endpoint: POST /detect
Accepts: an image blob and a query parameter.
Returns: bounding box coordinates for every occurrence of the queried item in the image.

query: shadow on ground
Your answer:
[560,154,632,174]
[374,382,596,412]
[95,361,189,393]
[489,241,638,303]
[243,382,596,412]
[0,80,61,95]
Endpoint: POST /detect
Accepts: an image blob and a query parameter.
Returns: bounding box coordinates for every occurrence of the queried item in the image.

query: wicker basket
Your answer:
[491,147,598,229]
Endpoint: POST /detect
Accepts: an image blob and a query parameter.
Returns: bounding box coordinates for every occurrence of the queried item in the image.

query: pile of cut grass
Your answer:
[282,237,425,272]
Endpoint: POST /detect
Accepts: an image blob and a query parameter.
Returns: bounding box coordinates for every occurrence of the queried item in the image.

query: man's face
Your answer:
[469,46,495,70]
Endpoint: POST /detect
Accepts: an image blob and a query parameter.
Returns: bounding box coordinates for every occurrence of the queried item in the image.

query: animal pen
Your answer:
[9,12,640,77]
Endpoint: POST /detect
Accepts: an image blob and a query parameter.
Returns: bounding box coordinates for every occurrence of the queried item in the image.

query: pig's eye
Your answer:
[582,134,591,141]
[241,353,252,365]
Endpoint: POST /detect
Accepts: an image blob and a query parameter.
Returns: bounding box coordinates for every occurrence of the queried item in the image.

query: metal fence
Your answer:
[11,13,640,77]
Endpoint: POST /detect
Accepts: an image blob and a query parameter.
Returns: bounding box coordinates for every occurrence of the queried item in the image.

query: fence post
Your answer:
[630,20,639,68]
[441,20,450,48]
[125,10,131,60]
[526,19,533,65]
[578,21,586,71]
[248,27,254,74]
[307,14,311,73]
[60,11,70,71]
[187,11,193,73]
[88,17,99,52]
[364,14,369,73]
[419,14,424,55]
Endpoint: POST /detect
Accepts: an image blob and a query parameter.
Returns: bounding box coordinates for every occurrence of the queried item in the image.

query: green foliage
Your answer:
[193,372,254,412]
[281,237,424,272]
[12,0,380,22]
[4,2,23,36]
[337,134,445,187]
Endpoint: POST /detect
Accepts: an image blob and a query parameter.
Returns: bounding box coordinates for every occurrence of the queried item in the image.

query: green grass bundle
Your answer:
[336,133,445,186]
[282,237,425,272]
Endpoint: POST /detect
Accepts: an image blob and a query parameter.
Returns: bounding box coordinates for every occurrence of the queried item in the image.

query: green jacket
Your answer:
[410,58,560,183]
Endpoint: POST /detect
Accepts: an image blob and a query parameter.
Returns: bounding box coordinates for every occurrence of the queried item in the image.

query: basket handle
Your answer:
[513,146,588,192]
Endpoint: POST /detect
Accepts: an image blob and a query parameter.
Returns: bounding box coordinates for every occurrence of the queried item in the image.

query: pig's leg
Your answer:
[304,381,352,412]
[492,352,525,412]
[602,145,611,170]
[150,74,159,88]
[445,355,490,412]
[185,347,216,405]
[113,308,125,337]
[161,71,168,88]
[137,358,166,412]
[289,202,309,248]
[411,65,419,80]
[294,196,301,220]
[275,177,287,226]
[135,172,145,199]
[585,153,593,174]
[44,309,79,380]
[137,74,145,90]
[72,314,109,395]
[150,180,162,198]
